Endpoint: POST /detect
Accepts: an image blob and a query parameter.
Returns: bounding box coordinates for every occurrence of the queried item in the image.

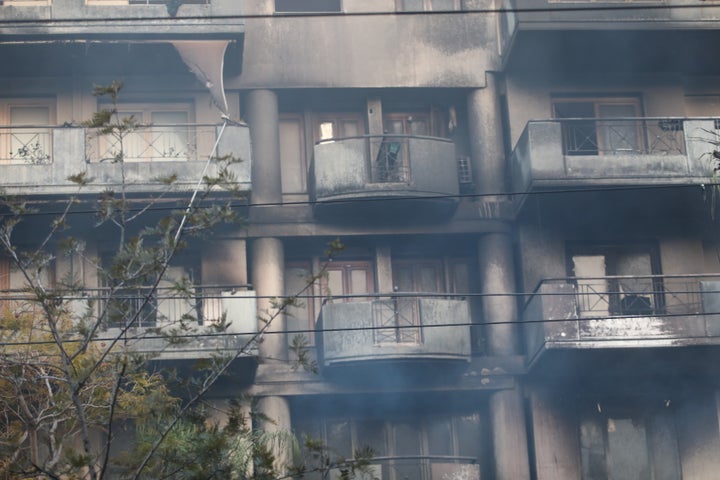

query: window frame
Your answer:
[0,98,55,164]
[566,242,664,317]
[90,101,195,163]
[552,96,645,156]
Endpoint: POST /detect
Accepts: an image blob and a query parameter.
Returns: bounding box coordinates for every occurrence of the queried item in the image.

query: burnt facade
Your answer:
[2,0,720,478]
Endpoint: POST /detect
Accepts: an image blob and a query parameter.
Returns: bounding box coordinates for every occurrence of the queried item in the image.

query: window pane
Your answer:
[319,121,335,141]
[10,106,50,163]
[280,118,306,193]
[275,0,342,12]
[327,420,352,459]
[340,120,360,138]
[607,418,651,480]
[394,420,421,456]
[572,255,610,318]
[356,420,387,456]
[151,111,190,160]
[456,413,482,458]
[431,0,455,10]
[427,417,453,456]
[408,117,428,136]
[285,265,312,333]
[350,269,369,295]
[417,265,439,292]
[327,269,344,297]
[400,0,424,11]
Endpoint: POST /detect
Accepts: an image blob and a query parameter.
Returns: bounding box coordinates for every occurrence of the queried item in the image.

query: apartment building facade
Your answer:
[3,0,720,478]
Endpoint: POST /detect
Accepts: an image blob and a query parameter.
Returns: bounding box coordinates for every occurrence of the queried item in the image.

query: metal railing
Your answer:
[559,117,686,156]
[365,456,480,480]
[371,135,411,183]
[85,123,217,163]
[0,285,254,351]
[0,126,52,164]
[128,0,209,4]
[528,274,717,318]
[372,296,423,344]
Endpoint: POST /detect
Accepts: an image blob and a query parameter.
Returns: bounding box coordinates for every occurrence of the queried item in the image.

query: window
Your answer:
[396,0,460,11]
[0,99,54,164]
[89,103,195,162]
[579,401,681,480]
[553,97,644,156]
[296,413,482,480]
[0,1,51,5]
[567,244,662,317]
[284,261,315,341]
[315,113,364,142]
[324,261,374,301]
[275,0,341,13]
[280,115,307,195]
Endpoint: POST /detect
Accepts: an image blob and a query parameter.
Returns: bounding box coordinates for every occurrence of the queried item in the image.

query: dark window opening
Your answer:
[275,0,341,13]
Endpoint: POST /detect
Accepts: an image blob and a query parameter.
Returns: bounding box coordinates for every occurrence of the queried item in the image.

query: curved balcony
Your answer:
[310,135,460,222]
[524,275,720,372]
[317,294,471,370]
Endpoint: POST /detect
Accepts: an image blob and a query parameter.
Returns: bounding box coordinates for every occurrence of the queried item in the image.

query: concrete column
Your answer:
[478,233,520,356]
[247,98,291,473]
[246,89,281,205]
[469,77,531,480]
[256,396,293,474]
[490,389,532,480]
[251,237,286,362]
[468,73,506,195]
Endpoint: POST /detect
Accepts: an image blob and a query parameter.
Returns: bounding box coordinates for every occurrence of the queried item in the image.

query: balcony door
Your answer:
[325,261,374,301]
[568,245,661,317]
[1,101,54,164]
[553,98,642,156]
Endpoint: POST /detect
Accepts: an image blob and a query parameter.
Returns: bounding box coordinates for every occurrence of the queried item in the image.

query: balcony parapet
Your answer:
[317,294,471,369]
[0,123,251,196]
[0,285,258,361]
[523,274,720,367]
[311,135,460,222]
[510,118,716,196]
[506,0,720,29]
[0,0,244,38]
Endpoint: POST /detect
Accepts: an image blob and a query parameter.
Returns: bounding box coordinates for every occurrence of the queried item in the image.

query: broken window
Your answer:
[568,244,662,317]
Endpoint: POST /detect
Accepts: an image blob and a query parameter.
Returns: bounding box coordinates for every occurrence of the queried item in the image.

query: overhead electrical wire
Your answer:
[0,181,713,219]
[1,2,720,26]
[0,307,718,348]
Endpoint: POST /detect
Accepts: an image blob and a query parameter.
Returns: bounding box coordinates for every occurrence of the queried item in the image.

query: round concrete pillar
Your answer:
[246,89,281,205]
[256,395,292,474]
[478,233,520,356]
[467,74,506,195]
[251,237,286,362]
[490,388,531,480]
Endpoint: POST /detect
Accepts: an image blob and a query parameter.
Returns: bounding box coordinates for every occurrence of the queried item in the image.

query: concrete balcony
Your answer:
[510,118,715,199]
[507,0,720,29]
[1,286,258,361]
[0,0,244,38]
[317,295,472,370]
[0,124,251,196]
[524,275,720,371]
[310,135,460,222]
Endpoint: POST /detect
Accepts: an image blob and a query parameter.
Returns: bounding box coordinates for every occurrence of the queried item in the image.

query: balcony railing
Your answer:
[0,123,251,195]
[360,456,480,480]
[318,293,471,367]
[560,118,686,156]
[0,125,52,164]
[523,274,720,363]
[86,123,217,163]
[0,286,257,358]
[510,118,717,195]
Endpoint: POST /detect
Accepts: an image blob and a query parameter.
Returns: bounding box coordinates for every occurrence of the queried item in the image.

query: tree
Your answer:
[0,83,370,480]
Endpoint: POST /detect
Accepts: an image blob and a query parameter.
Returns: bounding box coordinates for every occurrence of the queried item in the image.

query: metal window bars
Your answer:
[0,125,52,164]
